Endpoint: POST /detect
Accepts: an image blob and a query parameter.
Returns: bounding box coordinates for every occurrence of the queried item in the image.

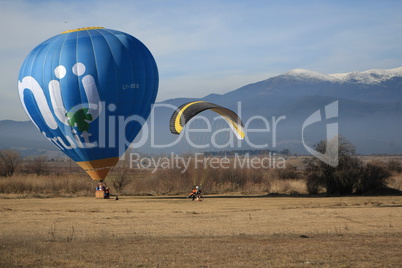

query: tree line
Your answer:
[0,150,49,177]
[0,136,401,196]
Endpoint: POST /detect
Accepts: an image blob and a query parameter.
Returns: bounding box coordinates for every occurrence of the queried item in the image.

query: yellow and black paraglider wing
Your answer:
[169,101,245,139]
[210,107,245,140]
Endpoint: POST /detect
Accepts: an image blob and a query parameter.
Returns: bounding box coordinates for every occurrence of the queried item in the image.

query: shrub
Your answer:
[304,137,362,195]
[306,173,323,195]
[387,160,402,173]
[356,161,391,194]
[275,165,299,180]
[304,136,393,196]
[333,156,363,195]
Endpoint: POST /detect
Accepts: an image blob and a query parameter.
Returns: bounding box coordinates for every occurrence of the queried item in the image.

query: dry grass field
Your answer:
[1,195,401,267]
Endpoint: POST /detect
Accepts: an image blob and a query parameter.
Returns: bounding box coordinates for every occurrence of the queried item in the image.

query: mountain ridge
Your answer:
[284,67,402,84]
[148,66,402,154]
[2,67,402,156]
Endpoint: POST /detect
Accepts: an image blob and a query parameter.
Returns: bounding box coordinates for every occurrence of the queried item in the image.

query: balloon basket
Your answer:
[95,190,104,198]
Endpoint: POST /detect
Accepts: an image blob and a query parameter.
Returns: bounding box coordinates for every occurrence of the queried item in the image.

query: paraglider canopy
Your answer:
[169,101,245,139]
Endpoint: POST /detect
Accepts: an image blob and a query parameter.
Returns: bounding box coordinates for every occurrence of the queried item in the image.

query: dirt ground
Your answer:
[1,195,401,267]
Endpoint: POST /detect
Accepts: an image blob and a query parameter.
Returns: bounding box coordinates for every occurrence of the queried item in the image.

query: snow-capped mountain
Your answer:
[2,67,402,156]
[151,66,402,154]
[285,67,402,84]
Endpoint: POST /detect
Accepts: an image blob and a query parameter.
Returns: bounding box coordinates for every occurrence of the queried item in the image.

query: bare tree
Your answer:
[109,152,133,193]
[304,137,361,195]
[304,137,392,195]
[24,155,49,175]
[0,150,21,177]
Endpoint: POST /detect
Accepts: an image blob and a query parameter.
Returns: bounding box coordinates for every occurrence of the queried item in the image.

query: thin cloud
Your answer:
[1,0,401,120]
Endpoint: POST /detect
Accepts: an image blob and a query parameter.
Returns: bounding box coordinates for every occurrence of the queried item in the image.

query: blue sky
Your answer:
[1,0,401,120]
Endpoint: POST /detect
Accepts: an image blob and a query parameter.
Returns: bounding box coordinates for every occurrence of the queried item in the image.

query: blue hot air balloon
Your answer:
[18,27,158,180]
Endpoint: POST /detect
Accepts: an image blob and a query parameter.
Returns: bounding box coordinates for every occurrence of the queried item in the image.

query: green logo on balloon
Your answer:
[66,108,93,132]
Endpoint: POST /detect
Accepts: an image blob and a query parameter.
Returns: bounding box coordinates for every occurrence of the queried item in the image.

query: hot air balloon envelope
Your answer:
[18,27,159,180]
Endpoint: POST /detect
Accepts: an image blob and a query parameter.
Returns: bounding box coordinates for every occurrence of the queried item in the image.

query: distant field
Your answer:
[1,195,401,267]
